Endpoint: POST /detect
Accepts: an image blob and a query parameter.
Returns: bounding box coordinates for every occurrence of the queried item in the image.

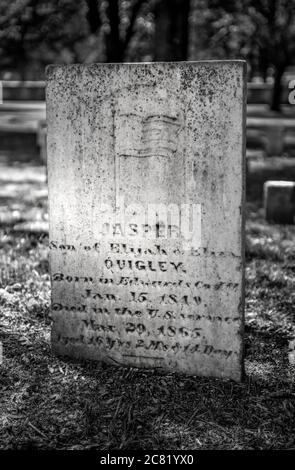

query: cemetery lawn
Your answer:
[0,163,295,450]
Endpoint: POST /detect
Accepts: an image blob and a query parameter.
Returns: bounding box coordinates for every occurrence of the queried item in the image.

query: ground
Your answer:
[0,162,295,450]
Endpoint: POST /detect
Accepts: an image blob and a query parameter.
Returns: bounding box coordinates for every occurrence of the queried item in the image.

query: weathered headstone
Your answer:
[264,180,295,224]
[47,61,246,381]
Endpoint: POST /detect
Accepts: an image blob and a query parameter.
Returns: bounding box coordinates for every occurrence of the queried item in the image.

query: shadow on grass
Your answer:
[1,320,295,450]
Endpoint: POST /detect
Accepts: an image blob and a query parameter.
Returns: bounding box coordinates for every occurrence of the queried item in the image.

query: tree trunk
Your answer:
[105,0,124,62]
[154,0,190,61]
[86,0,101,34]
[177,0,190,60]
[271,65,285,112]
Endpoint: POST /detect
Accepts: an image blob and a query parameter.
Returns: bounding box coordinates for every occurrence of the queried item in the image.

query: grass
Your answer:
[0,163,295,450]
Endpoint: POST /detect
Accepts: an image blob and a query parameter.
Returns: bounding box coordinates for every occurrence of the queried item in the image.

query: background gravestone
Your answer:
[47,61,246,381]
[264,180,295,224]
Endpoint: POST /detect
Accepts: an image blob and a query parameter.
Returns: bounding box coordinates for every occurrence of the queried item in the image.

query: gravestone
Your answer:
[264,180,295,224]
[47,61,246,381]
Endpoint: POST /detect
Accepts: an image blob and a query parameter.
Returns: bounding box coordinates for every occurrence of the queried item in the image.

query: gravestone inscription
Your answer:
[47,61,246,381]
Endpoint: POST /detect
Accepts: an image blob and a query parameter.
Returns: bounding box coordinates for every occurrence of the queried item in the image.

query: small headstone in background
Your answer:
[37,120,47,164]
[47,61,246,381]
[288,339,295,365]
[264,180,295,224]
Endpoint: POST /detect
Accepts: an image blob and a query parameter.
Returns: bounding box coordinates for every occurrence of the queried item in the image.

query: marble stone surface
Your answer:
[46,61,246,381]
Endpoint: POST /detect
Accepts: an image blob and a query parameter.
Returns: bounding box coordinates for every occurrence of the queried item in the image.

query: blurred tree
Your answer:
[86,0,102,34]
[197,0,295,111]
[84,0,153,62]
[249,0,295,111]
[154,0,191,60]
[105,0,147,61]
[0,0,192,77]
[0,0,88,79]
